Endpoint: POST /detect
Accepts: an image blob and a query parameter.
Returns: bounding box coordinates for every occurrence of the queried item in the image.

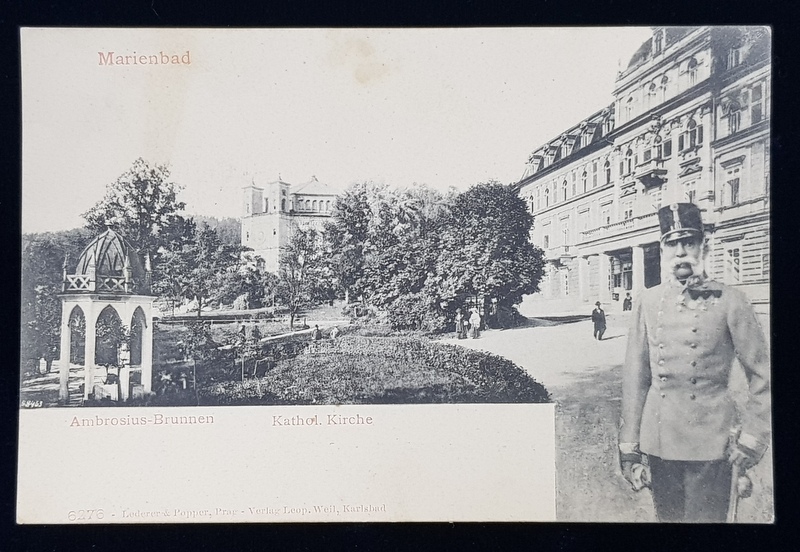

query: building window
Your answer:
[579,210,589,231]
[621,198,634,220]
[679,119,703,151]
[728,178,740,206]
[306,200,311,210]
[543,234,550,248]
[625,97,634,120]
[660,75,669,101]
[684,181,697,203]
[751,84,764,124]
[536,188,541,210]
[601,205,611,225]
[281,199,286,211]
[657,138,672,159]
[647,82,657,108]
[544,188,550,207]
[561,219,570,245]
[312,200,318,211]
[571,172,577,196]
[762,253,770,278]
[581,171,588,193]
[643,149,652,163]
[625,149,633,175]
[727,47,742,69]
[725,246,741,284]
[727,103,742,134]
[562,180,568,202]
[687,57,699,85]
[592,161,598,188]
[651,189,662,210]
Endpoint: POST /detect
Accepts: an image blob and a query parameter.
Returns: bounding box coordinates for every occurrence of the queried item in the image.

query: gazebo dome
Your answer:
[66,228,150,294]
[76,229,145,277]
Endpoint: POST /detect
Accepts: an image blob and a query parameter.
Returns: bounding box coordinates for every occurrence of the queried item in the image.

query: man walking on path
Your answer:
[592,302,606,340]
[618,203,771,522]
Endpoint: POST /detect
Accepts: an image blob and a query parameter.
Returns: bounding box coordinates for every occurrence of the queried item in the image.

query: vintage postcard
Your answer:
[18,27,772,523]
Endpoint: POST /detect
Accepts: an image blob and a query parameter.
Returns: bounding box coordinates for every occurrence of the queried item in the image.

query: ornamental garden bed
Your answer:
[198,335,550,406]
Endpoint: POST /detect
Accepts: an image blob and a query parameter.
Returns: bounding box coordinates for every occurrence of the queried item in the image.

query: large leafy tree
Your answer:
[154,223,243,317]
[20,229,93,375]
[435,181,544,309]
[82,158,189,259]
[277,227,334,329]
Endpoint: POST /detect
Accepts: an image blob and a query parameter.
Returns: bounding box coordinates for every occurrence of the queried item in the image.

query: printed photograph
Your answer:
[20,26,771,522]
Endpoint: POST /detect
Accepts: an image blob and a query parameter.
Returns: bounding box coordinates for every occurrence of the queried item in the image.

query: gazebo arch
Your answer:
[67,305,86,365]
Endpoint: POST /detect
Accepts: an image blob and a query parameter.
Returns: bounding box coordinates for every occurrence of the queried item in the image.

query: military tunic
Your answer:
[620,277,770,461]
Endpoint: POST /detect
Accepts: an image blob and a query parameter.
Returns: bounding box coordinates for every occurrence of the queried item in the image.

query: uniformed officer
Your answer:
[618,203,770,522]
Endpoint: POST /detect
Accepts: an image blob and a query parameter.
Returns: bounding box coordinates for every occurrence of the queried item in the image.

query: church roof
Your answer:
[292,176,337,196]
[75,228,146,281]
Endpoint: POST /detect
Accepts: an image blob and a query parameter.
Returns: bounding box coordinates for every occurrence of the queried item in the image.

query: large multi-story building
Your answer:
[516,26,770,312]
[241,175,338,271]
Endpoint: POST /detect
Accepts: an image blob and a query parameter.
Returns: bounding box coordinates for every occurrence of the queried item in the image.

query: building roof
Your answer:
[292,176,336,196]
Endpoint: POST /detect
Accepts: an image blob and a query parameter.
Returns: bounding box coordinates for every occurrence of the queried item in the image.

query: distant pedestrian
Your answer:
[311,325,322,341]
[623,292,633,311]
[455,308,467,339]
[329,326,340,340]
[592,302,606,340]
[469,308,482,339]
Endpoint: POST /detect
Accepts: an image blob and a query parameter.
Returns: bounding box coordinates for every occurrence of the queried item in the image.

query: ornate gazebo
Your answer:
[57,228,155,404]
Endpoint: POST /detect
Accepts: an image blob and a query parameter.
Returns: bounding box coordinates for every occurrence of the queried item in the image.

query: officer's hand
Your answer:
[621,462,649,491]
[737,475,753,499]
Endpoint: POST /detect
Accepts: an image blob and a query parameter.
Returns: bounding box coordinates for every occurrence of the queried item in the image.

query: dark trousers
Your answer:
[648,456,732,522]
[593,326,605,340]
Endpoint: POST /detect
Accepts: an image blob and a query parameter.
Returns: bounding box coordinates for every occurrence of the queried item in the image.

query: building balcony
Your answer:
[544,244,576,263]
[579,211,659,243]
[634,159,668,189]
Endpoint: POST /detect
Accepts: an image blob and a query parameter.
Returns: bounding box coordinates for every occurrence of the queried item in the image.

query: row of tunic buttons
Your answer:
[658,375,698,400]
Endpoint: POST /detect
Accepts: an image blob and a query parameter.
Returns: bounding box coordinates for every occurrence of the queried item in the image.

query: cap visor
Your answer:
[661,229,702,243]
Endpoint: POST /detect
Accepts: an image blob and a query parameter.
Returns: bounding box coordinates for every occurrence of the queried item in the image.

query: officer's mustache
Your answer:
[670,257,700,270]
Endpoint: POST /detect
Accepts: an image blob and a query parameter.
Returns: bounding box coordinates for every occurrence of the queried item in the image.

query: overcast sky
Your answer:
[21,27,653,233]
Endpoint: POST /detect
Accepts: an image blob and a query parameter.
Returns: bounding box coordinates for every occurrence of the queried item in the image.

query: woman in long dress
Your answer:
[469,308,482,339]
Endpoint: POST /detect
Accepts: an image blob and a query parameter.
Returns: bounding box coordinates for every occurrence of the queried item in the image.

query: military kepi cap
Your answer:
[658,202,703,242]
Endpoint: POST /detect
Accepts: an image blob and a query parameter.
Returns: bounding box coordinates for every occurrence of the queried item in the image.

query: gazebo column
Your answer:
[58,304,72,404]
[83,307,96,400]
[141,310,154,394]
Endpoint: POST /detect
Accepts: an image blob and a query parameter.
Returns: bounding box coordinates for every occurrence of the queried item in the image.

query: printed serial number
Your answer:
[20,400,43,408]
[68,509,104,521]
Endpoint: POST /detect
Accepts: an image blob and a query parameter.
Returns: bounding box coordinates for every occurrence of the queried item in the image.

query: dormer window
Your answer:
[653,30,663,55]
[728,46,742,69]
